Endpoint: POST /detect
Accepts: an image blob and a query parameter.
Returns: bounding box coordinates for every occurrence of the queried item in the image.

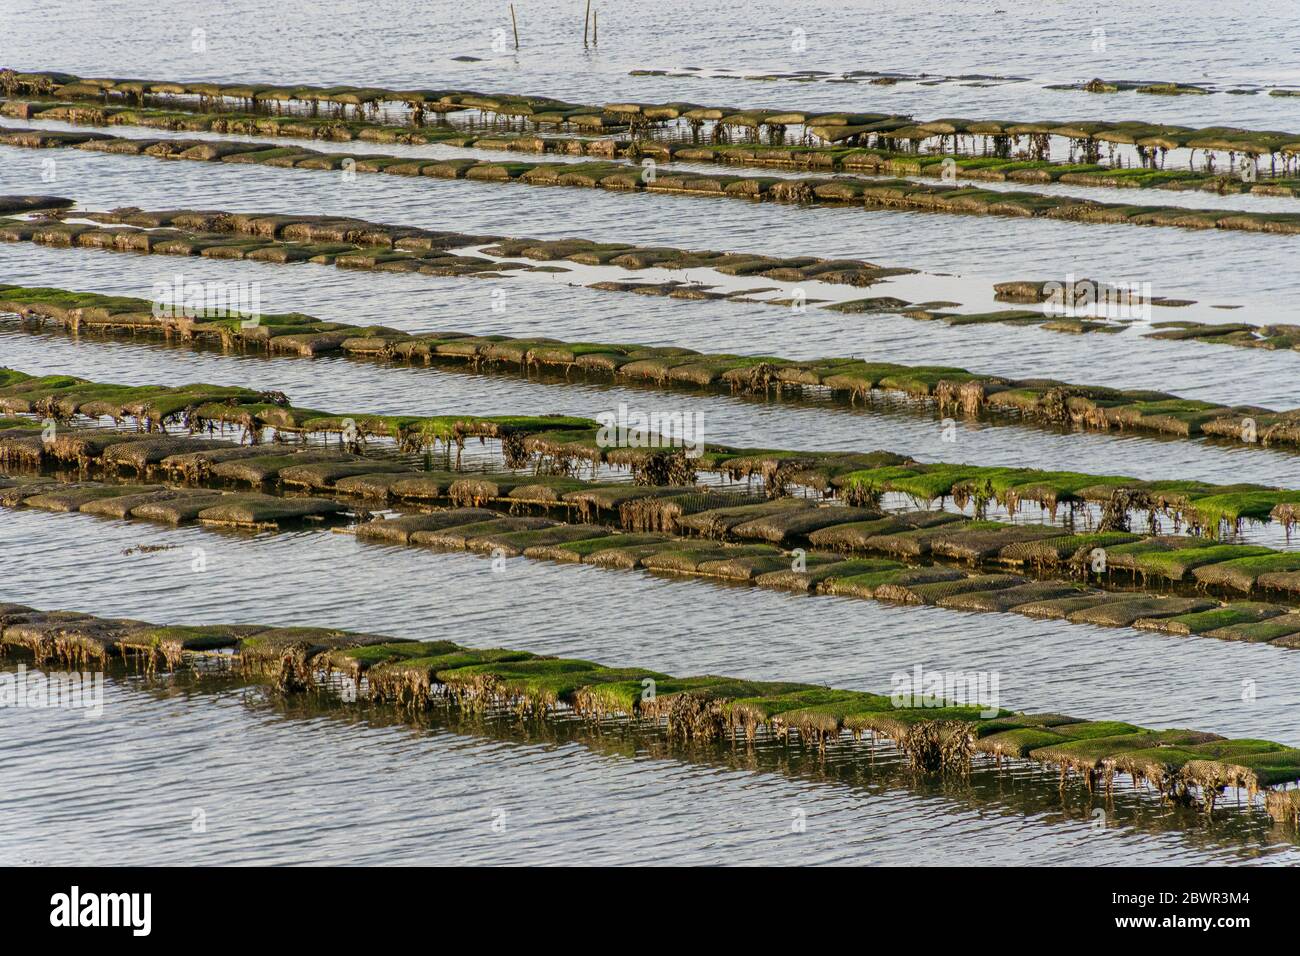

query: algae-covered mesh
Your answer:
[12,35,1300,871]
[4,601,1299,814]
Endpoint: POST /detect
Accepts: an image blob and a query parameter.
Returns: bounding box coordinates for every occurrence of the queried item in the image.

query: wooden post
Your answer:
[510,4,519,48]
[593,10,598,45]
[584,0,591,47]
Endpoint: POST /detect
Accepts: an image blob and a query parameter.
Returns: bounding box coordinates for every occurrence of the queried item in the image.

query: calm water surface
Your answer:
[3,0,1299,865]
[3,509,1300,865]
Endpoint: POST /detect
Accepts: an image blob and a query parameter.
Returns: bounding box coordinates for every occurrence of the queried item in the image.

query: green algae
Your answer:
[1128,544,1274,581]
[1068,596,1217,627]
[818,564,935,599]
[318,639,453,675]
[1191,552,1300,591]
[1205,613,1300,643]
[998,531,1140,566]
[9,97,1300,231]
[1135,603,1288,636]
[16,406,1300,658]
[1,245,1290,460]
[7,598,1300,806]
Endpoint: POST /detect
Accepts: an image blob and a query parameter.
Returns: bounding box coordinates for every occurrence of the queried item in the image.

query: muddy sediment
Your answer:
[0,194,74,214]
[995,279,1300,349]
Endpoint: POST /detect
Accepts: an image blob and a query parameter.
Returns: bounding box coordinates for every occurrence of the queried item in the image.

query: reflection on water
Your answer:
[6,315,1300,498]
[3,140,1296,313]
[6,507,1299,745]
[9,0,1300,130]
[4,157,1299,404]
[1,663,1297,866]
[6,0,1300,865]
[14,111,1300,223]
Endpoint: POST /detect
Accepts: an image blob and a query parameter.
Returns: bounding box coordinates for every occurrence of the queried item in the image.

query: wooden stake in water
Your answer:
[584,0,591,47]
[510,3,519,48]
[594,10,598,45]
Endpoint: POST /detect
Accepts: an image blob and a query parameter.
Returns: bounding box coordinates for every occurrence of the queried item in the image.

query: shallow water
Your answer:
[7,244,1300,510]
[8,0,1300,126]
[4,137,1297,312]
[7,669,1298,866]
[14,111,1300,220]
[3,508,1300,865]
[9,326,1300,504]
[4,0,1300,866]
